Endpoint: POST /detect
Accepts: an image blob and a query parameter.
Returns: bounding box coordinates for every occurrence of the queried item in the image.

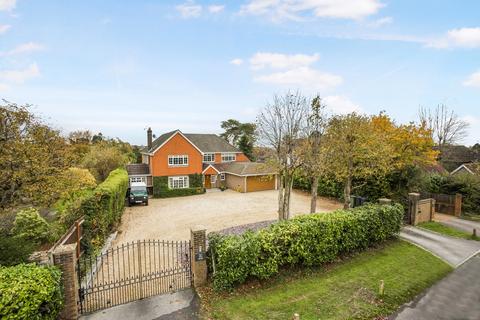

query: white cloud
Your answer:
[241,0,384,21]
[254,66,342,91]
[428,27,480,49]
[0,83,10,92]
[463,71,480,88]
[1,42,45,56]
[175,1,202,18]
[0,63,40,84]
[208,4,225,13]
[230,58,243,65]
[0,0,16,11]
[323,95,362,114]
[367,16,393,28]
[250,52,320,70]
[0,24,11,34]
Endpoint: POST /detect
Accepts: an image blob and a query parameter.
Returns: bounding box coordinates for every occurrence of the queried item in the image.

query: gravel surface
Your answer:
[114,189,342,244]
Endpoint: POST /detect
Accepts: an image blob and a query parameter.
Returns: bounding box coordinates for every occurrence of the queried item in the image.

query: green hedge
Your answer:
[208,204,404,291]
[153,174,205,198]
[0,263,63,319]
[80,168,129,252]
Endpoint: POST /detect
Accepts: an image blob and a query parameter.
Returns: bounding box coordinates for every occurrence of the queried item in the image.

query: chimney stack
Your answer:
[147,127,152,150]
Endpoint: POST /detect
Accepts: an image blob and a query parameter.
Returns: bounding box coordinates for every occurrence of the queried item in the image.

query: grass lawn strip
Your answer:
[418,221,480,241]
[201,240,452,320]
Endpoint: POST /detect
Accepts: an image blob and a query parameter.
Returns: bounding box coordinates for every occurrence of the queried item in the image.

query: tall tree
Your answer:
[301,95,328,213]
[321,113,391,209]
[257,92,309,220]
[419,104,469,152]
[0,102,71,208]
[220,119,256,160]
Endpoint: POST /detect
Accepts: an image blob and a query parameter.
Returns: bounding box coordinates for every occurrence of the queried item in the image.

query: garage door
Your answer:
[246,175,275,192]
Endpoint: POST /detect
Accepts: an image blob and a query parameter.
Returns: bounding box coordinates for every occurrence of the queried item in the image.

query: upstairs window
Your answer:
[221,153,236,162]
[203,153,215,163]
[168,155,188,167]
[168,176,189,189]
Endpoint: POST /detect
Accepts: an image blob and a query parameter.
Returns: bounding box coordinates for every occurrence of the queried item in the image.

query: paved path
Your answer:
[80,289,199,320]
[400,226,480,267]
[435,214,480,234]
[391,254,480,320]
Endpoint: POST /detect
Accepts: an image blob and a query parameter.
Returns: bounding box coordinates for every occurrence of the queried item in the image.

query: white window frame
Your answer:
[168,176,189,189]
[130,176,146,184]
[221,153,236,163]
[220,173,225,181]
[211,175,217,184]
[168,155,189,167]
[203,153,215,163]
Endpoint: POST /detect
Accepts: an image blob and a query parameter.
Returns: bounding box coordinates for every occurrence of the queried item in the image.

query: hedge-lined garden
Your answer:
[0,263,63,319]
[208,204,404,291]
[152,174,205,198]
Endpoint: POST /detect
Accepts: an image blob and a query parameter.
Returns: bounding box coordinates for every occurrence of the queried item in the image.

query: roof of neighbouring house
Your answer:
[126,163,150,175]
[142,130,240,154]
[451,162,480,175]
[205,162,276,176]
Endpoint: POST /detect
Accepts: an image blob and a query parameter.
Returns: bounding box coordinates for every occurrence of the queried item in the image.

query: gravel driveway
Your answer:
[114,189,342,244]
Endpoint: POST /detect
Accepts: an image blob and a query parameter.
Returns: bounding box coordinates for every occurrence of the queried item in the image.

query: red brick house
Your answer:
[127,128,277,194]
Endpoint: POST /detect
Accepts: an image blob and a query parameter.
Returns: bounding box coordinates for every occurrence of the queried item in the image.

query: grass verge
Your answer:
[199,240,452,320]
[418,221,480,241]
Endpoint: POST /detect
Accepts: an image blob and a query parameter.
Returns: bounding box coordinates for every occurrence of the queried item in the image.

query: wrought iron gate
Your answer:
[77,240,192,314]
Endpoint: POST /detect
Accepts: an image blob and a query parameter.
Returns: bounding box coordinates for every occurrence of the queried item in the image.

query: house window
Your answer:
[168,176,189,189]
[203,153,215,163]
[221,153,236,162]
[220,173,225,181]
[130,176,146,184]
[168,155,188,167]
[211,175,217,184]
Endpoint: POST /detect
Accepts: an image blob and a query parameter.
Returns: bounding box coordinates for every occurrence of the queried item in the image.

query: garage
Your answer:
[246,175,276,192]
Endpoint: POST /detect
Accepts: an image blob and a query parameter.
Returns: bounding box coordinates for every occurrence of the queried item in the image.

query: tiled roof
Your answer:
[126,163,150,175]
[143,130,239,153]
[205,162,276,176]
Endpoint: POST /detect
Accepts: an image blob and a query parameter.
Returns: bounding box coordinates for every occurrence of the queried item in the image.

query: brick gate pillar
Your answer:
[53,244,79,320]
[190,225,207,287]
[408,193,420,225]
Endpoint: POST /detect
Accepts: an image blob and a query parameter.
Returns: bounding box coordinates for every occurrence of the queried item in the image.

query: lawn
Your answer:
[200,240,452,320]
[419,221,480,241]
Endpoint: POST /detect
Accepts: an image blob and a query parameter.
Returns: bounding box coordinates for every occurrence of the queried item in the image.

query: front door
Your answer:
[204,175,211,189]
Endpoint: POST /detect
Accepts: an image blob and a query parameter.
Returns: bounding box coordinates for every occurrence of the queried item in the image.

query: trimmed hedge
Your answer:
[153,174,205,198]
[0,263,63,319]
[208,203,404,291]
[80,168,129,252]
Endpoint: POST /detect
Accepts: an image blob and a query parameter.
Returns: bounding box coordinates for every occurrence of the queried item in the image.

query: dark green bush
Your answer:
[0,263,63,319]
[80,168,129,252]
[208,204,404,291]
[153,176,205,198]
[0,236,36,266]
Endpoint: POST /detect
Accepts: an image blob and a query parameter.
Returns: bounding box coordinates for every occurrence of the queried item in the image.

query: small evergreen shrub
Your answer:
[0,263,63,319]
[153,175,205,198]
[12,208,51,244]
[208,203,404,291]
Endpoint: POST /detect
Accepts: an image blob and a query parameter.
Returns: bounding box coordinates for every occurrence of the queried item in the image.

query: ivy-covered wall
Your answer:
[153,173,205,198]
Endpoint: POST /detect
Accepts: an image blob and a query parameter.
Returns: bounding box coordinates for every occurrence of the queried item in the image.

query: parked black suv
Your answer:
[128,182,149,206]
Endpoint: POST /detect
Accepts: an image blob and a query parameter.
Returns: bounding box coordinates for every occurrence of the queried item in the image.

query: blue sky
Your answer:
[1,0,479,145]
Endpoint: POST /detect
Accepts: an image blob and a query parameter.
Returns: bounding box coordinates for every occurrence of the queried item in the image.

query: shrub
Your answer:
[0,263,63,319]
[153,176,205,198]
[0,236,36,266]
[208,204,404,291]
[11,208,51,244]
[80,168,129,252]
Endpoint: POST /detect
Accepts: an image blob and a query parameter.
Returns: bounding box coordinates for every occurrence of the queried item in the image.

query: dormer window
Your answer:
[221,153,236,162]
[203,153,215,163]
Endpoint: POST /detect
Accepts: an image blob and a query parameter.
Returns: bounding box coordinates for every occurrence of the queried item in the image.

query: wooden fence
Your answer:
[49,217,84,260]
[421,192,462,217]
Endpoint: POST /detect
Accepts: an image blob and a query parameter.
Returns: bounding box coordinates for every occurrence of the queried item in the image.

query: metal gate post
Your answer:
[137,240,144,299]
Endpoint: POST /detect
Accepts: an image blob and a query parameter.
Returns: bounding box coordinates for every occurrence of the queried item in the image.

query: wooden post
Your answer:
[455,193,462,217]
[430,199,436,221]
[408,193,420,225]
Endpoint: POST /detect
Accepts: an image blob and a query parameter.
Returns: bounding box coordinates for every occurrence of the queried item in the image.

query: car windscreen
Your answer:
[130,187,147,196]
